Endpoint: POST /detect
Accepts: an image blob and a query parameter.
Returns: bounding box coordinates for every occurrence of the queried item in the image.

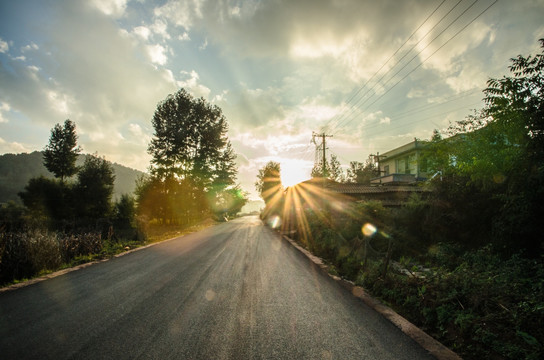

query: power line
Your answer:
[333,0,497,134]
[322,0,449,133]
[325,0,467,135]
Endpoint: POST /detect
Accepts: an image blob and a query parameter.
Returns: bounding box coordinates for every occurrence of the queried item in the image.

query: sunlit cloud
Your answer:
[153,0,204,30]
[178,32,191,41]
[0,102,11,123]
[133,26,151,40]
[89,0,128,18]
[177,70,211,98]
[0,38,8,53]
[21,43,39,52]
[0,137,30,154]
[146,43,168,65]
[151,20,170,40]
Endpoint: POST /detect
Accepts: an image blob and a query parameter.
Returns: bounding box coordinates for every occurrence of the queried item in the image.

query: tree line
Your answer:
[1,88,247,284]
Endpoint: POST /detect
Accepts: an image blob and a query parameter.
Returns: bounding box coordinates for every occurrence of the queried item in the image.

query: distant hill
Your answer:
[0,151,146,204]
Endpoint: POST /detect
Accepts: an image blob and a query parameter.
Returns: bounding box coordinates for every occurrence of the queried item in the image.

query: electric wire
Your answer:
[332,0,497,135]
[325,0,466,135]
[321,0,449,133]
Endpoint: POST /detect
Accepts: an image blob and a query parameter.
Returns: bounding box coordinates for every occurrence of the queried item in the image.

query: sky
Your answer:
[1,0,543,199]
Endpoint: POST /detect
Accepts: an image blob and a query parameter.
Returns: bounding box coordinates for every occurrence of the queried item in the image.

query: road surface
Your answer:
[0,216,434,359]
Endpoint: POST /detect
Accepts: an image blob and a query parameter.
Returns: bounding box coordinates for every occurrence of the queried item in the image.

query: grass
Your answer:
[0,218,218,288]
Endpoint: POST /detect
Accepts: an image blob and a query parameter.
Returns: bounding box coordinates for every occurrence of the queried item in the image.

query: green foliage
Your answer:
[358,246,544,360]
[311,154,346,182]
[43,119,81,182]
[142,88,239,224]
[416,39,544,255]
[255,161,282,204]
[255,161,284,221]
[0,230,103,284]
[209,186,248,220]
[75,154,115,220]
[0,151,144,205]
[18,176,74,227]
[148,88,235,185]
[328,154,345,182]
[345,159,379,184]
[0,201,26,231]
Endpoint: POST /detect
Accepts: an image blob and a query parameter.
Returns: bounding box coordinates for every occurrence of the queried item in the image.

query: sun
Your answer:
[280,160,310,187]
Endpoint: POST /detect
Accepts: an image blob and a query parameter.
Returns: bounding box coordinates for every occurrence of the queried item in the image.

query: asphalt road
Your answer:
[0,216,434,359]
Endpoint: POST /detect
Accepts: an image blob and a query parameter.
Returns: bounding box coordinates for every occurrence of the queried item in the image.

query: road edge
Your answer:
[0,224,214,293]
[280,233,462,360]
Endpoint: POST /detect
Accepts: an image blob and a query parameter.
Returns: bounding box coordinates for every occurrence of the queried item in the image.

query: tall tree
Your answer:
[43,119,81,182]
[328,154,345,183]
[75,155,115,220]
[144,88,238,224]
[255,161,282,205]
[255,161,283,220]
[311,154,345,182]
[148,89,236,187]
[311,157,329,179]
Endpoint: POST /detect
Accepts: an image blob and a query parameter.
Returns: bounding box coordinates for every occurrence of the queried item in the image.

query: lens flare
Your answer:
[362,223,377,237]
[268,215,282,229]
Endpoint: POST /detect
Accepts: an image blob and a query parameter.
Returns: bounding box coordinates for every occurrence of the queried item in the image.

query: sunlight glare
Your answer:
[280,160,310,187]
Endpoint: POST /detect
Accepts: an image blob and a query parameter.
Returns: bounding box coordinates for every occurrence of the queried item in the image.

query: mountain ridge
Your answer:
[0,151,146,204]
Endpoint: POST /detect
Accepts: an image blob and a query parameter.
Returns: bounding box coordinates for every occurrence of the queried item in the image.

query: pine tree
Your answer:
[43,119,81,182]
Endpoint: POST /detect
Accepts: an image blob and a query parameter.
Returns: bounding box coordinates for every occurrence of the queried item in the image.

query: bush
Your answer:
[357,245,544,360]
[0,230,105,285]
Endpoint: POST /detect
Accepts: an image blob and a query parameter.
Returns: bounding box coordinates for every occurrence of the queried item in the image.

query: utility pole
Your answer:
[312,132,333,178]
[369,152,387,184]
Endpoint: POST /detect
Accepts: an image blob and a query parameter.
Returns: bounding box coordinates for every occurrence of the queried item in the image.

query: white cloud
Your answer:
[21,43,39,52]
[153,0,204,30]
[0,102,11,123]
[146,44,168,65]
[0,137,30,154]
[178,32,191,41]
[128,123,151,146]
[89,0,128,18]
[0,38,8,53]
[150,20,170,40]
[45,90,71,115]
[177,70,211,98]
[133,26,151,40]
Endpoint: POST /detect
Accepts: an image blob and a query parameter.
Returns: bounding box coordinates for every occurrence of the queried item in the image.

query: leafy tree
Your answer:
[210,186,248,220]
[311,156,328,179]
[0,201,26,231]
[328,154,345,182]
[423,39,544,254]
[346,159,379,184]
[148,89,236,187]
[43,120,81,182]
[255,161,282,205]
[255,161,284,220]
[74,154,115,220]
[311,154,345,182]
[18,176,72,227]
[143,88,238,224]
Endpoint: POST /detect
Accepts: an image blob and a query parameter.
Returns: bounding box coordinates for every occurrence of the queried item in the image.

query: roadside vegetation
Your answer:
[1,89,246,287]
[257,40,544,359]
